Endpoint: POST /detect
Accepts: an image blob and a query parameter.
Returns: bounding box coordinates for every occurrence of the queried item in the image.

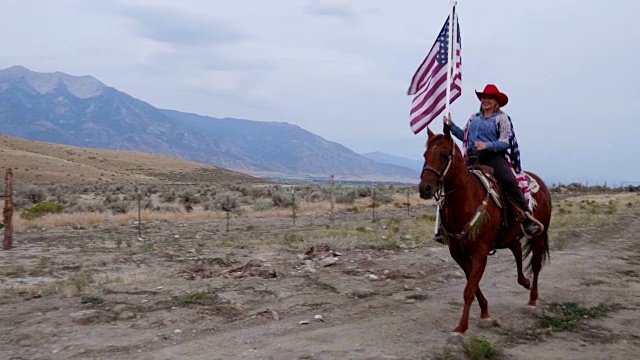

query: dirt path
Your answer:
[1,200,639,359]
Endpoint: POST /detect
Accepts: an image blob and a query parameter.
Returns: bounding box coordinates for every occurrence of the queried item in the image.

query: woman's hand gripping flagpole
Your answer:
[434,0,457,238]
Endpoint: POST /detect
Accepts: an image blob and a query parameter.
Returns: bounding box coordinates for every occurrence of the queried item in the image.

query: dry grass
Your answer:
[547,192,636,250]
[550,193,635,228]
[11,209,232,229]
[0,133,263,184]
[0,269,148,300]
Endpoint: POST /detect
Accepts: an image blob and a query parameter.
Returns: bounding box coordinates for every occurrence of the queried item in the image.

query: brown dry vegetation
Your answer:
[0,133,265,184]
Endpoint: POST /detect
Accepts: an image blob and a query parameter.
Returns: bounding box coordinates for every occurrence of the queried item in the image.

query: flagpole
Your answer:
[445,0,455,117]
[435,0,456,238]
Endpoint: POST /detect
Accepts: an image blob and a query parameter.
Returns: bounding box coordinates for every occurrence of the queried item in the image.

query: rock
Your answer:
[272,310,280,321]
[366,274,379,281]
[299,320,310,325]
[478,317,500,328]
[333,251,343,257]
[405,299,416,304]
[314,314,324,322]
[174,235,180,239]
[174,329,182,334]
[113,304,128,313]
[70,310,99,325]
[301,265,316,274]
[446,332,464,345]
[118,311,136,320]
[401,235,412,240]
[319,256,338,267]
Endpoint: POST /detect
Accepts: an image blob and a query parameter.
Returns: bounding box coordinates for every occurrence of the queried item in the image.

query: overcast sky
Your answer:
[1,0,639,184]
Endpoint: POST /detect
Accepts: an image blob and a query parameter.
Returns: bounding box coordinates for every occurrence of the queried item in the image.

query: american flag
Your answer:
[408,6,461,134]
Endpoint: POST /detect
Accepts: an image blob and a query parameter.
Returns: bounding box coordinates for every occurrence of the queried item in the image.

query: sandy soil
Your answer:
[1,194,639,360]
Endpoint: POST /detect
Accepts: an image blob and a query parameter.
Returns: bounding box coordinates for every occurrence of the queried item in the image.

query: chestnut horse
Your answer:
[418,123,552,337]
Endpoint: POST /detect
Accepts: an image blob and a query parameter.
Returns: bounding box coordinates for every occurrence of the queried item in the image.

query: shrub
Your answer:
[253,198,274,211]
[373,191,394,204]
[160,190,177,203]
[271,188,297,208]
[67,203,107,213]
[108,201,131,214]
[305,191,326,203]
[20,201,64,220]
[21,186,47,204]
[335,189,356,204]
[178,189,201,205]
[355,186,371,198]
[205,191,243,213]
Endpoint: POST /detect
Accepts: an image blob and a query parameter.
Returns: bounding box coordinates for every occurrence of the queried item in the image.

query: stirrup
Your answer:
[434,234,446,244]
[523,213,545,237]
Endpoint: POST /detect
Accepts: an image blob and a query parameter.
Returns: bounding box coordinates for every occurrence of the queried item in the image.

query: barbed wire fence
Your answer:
[124,178,423,240]
[5,171,638,249]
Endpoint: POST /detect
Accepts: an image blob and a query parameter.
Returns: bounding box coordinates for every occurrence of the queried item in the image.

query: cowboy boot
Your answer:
[433,232,446,244]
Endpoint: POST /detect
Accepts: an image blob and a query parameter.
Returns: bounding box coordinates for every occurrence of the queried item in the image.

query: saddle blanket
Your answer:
[470,169,539,211]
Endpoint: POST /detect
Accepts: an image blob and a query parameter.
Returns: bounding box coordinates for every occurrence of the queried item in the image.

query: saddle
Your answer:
[469,167,502,209]
[468,167,540,224]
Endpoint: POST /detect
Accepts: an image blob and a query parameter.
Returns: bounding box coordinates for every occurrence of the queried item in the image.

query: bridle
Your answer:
[421,139,455,201]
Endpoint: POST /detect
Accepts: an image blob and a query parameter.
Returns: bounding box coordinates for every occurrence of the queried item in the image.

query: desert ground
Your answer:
[1,178,639,360]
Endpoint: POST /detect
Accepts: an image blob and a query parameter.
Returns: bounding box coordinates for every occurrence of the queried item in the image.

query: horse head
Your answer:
[418,123,460,199]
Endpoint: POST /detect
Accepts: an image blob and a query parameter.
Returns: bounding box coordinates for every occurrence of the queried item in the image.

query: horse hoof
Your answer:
[518,278,531,289]
[478,317,501,328]
[446,332,464,344]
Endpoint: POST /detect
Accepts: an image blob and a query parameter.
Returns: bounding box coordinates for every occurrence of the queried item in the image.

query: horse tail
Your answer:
[542,231,550,264]
[523,230,551,277]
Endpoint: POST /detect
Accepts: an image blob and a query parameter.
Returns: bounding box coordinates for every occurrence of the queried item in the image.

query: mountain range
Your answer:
[0,65,421,183]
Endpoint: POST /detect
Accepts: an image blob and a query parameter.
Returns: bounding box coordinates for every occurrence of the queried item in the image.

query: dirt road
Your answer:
[1,194,639,359]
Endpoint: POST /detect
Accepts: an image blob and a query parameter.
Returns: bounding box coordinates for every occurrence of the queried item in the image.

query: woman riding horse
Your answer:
[436,84,543,243]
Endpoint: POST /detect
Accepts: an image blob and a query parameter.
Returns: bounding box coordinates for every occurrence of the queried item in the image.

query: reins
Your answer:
[424,138,491,242]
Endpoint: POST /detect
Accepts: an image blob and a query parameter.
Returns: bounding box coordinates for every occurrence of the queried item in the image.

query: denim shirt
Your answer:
[450,112,511,153]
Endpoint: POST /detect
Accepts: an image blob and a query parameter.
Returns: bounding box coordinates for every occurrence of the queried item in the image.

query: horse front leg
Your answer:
[452,248,489,335]
[449,244,490,320]
[508,238,531,289]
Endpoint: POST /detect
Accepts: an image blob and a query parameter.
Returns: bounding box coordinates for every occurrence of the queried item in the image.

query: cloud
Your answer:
[109,4,252,47]
[305,0,358,22]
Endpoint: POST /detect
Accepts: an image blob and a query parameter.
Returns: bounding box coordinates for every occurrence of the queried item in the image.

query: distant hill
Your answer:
[0,133,264,184]
[0,65,420,183]
[361,151,423,173]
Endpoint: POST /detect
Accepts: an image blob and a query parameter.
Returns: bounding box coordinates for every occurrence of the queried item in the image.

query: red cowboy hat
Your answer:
[475,84,508,107]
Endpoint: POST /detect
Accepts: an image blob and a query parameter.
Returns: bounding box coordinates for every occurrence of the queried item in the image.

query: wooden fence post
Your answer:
[137,189,142,239]
[291,189,296,226]
[3,169,14,250]
[329,175,335,224]
[407,188,411,216]
[371,187,376,221]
